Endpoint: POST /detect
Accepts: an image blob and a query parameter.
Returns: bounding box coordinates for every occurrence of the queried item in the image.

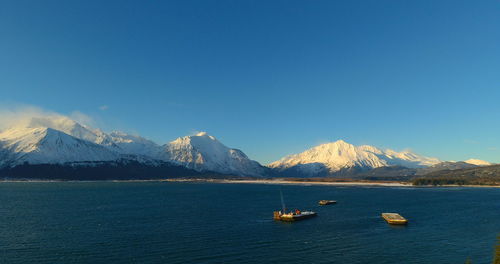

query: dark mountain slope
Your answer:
[413,164,500,185]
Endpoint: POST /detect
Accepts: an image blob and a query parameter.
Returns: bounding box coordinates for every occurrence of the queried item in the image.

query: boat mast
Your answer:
[280,189,286,213]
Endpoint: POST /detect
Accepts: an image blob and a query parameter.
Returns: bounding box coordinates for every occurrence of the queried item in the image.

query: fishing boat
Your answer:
[274,210,317,222]
[381,213,408,225]
[319,200,337,205]
[273,191,317,222]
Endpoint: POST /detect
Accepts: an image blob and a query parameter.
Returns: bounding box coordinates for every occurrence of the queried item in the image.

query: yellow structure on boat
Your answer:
[381,213,408,225]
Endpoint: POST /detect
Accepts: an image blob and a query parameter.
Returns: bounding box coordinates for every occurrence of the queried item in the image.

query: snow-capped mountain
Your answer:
[364,146,440,168]
[161,132,267,177]
[0,126,120,166]
[268,140,441,177]
[27,116,118,148]
[4,115,162,156]
[30,117,164,157]
[0,116,160,167]
[1,113,492,179]
[0,114,267,177]
[108,131,162,157]
[464,159,491,166]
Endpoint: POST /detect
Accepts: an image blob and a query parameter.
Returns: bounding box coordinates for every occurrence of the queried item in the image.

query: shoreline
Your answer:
[201,179,412,187]
[162,178,500,188]
[1,178,499,188]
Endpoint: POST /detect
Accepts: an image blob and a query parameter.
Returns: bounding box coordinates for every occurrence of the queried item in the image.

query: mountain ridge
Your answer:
[0,116,268,177]
[162,132,269,177]
[0,126,120,166]
[268,140,441,177]
[0,114,494,180]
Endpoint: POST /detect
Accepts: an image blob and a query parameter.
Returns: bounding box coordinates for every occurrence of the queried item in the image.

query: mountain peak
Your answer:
[3,115,123,150]
[315,139,353,149]
[322,139,350,146]
[27,115,79,130]
[163,133,265,176]
[465,159,491,166]
[268,140,441,176]
[193,131,217,141]
[319,140,357,152]
[0,125,119,166]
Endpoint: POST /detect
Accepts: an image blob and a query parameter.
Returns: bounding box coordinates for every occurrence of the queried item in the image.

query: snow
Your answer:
[269,140,387,172]
[0,126,120,166]
[268,139,441,175]
[0,114,490,177]
[464,159,491,166]
[27,117,164,157]
[27,116,120,148]
[108,131,162,157]
[372,149,441,168]
[0,116,265,176]
[161,132,265,176]
[0,116,158,167]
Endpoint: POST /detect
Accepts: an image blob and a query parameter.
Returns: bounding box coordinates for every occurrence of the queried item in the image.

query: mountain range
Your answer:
[0,115,493,180]
[268,140,442,177]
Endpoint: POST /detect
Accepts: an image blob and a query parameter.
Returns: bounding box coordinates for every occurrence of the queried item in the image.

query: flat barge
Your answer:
[381,213,408,225]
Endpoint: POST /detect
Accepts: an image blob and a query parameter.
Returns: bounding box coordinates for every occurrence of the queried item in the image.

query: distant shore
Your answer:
[198,179,411,187]
[162,178,500,188]
[1,178,499,188]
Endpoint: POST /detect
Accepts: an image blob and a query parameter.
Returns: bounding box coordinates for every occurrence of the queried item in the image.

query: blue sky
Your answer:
[1,0,499,164]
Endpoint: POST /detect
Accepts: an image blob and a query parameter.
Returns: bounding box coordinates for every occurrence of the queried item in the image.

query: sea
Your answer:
[0,182,499,264]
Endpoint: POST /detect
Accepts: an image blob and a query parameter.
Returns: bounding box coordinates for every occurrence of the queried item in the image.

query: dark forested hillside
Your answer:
[0,160,234,181]
[413,164,500,186]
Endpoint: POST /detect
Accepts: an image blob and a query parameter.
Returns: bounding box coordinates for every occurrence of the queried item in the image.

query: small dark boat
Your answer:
[319,200,337,205]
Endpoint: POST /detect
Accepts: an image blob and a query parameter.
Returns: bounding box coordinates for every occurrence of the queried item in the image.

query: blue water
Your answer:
[0,182,499,264]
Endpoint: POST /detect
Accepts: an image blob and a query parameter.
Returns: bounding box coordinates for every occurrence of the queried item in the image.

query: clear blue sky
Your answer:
[1,0,499,164]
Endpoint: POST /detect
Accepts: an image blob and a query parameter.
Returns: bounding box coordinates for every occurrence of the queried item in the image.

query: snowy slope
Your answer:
[362,146,441,168]
[19,116,162,157]
[108,131,162,157]
[0,116,267,176]
[161,132,266,176]
[268,140,441,176]
[0,127,120,166]
[269,140,386,173]
[27,116,118,147]
[2,114,479,178]
[464,159,491,166]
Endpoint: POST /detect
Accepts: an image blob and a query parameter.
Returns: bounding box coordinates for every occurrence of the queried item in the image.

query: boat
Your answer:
[273,191,317,222]
[319,200,337,205]
[381,213,408,225]
[274,210,317,222]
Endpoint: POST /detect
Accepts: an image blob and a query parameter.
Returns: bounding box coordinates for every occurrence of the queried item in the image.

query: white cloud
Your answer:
[99,105,109,111]
[69,111,95,127]
[0,105,57,130]
[0,104,96,131]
